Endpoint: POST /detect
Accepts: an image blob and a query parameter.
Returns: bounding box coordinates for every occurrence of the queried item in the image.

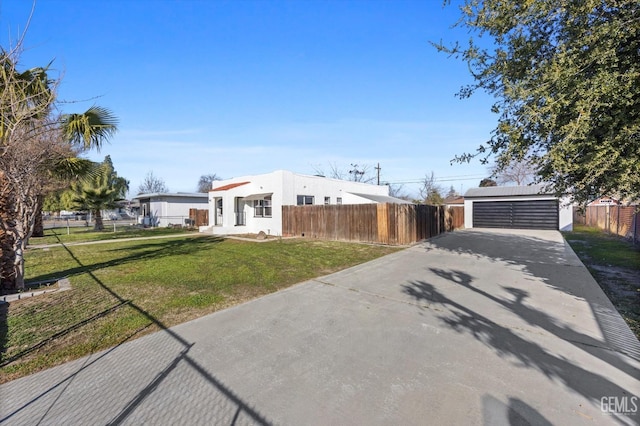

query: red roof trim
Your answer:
[210,181,250,191]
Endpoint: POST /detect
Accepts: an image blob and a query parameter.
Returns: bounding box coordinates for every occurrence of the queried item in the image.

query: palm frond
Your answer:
[52,157,100,180]
[61,105,119,151]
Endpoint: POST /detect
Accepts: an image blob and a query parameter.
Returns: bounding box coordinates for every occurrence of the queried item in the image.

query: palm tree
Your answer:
[31,107,119,237]
[0,48,118,290]
[71,156,128,231]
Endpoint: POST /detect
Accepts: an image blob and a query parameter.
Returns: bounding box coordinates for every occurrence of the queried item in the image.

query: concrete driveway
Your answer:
[1,229,639,425]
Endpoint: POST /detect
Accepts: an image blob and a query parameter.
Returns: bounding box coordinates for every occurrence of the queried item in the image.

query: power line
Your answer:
[388,175,486,184]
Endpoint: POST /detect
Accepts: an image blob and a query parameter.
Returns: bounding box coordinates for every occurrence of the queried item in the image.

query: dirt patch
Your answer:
[589,264,640,299]
[565,230,640,338]
[1,280,60,297]
[230,233,280,240]
[583,263,640,337]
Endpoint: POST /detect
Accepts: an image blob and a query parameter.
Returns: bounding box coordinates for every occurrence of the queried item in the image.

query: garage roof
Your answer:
[132,192,208,200]
[348,193,413,204]
[464,184,552,198]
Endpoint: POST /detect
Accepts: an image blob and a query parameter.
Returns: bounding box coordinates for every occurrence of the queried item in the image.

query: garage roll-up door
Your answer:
[472,200,559,230]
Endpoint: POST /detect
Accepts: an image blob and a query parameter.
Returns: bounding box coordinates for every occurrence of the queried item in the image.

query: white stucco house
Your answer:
[132,193,208,227]
[463,184,573,231]
[203,170,409,236]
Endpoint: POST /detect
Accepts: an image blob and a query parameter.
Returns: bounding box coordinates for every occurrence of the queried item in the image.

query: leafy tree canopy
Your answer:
[43,189,75,213]
[479,178,497,187]
[440,0,640,204]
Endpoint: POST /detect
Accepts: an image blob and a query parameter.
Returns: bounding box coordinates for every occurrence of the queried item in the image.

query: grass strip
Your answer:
[564,224,640,339]
[31,225,196,246]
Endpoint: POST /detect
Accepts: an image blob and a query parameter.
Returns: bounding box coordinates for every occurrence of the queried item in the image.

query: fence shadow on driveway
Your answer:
[1,237,272,425]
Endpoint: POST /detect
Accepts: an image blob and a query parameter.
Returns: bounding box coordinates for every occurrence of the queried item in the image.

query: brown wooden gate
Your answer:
[189,209,209,227]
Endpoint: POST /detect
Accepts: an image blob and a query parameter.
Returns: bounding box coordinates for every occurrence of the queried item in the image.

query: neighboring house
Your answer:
[102,200,137,221]
[443,195,464,208]
[588,196,621,206]
[132,193,208,227]
[204,170,410,236]
[464,184,573,231]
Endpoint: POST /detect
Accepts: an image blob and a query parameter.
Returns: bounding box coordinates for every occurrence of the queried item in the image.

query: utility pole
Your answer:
[375,162,381,185]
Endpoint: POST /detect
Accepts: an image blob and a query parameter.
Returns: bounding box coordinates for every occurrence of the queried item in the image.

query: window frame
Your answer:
[253,196,272,218]
[296,195,314,206]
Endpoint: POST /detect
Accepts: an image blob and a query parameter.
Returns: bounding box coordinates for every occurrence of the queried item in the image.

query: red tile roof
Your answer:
[210,181,250,191]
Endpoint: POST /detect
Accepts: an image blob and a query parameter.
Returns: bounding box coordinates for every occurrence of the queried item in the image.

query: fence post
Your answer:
[634,210,638,245]
[376,203,389,245]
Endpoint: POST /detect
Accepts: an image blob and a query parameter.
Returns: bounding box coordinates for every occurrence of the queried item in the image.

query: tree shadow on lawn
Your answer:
[423,230,640,362]
[26,235,225,284]
[403,278,638,425]
[2,236,273,425]
[3,235,224,370]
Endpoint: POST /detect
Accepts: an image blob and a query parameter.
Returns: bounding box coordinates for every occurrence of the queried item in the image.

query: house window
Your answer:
[336,197,342,205]
[324,196,330,205]
[254,196,272,217]
[296,195,314,205]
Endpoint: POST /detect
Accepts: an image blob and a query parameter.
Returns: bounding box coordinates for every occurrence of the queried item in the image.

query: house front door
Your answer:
[215,198,223,226]
[235,197,246,226]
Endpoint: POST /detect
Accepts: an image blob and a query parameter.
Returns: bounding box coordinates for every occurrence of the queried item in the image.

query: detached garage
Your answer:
[464,185,573,231]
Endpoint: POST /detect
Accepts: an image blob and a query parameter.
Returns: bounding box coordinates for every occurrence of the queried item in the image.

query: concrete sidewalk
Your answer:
[26,231,205,250]
[27,232,295,251]
[1,229,638,425]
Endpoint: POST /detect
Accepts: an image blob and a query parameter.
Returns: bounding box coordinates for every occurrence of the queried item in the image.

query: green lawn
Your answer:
[1,233,400,382]
[33,225,196,245]
[564,224,640,338]
[565,225,640,269]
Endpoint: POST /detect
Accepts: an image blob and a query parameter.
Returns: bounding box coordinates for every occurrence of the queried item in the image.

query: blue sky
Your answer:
[1,0,497,198]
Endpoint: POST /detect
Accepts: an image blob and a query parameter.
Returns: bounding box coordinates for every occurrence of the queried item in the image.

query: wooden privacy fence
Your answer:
[446,206,464,231]
[573,205,640,244]
[189,208,209,227]
[282,203,463,245]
